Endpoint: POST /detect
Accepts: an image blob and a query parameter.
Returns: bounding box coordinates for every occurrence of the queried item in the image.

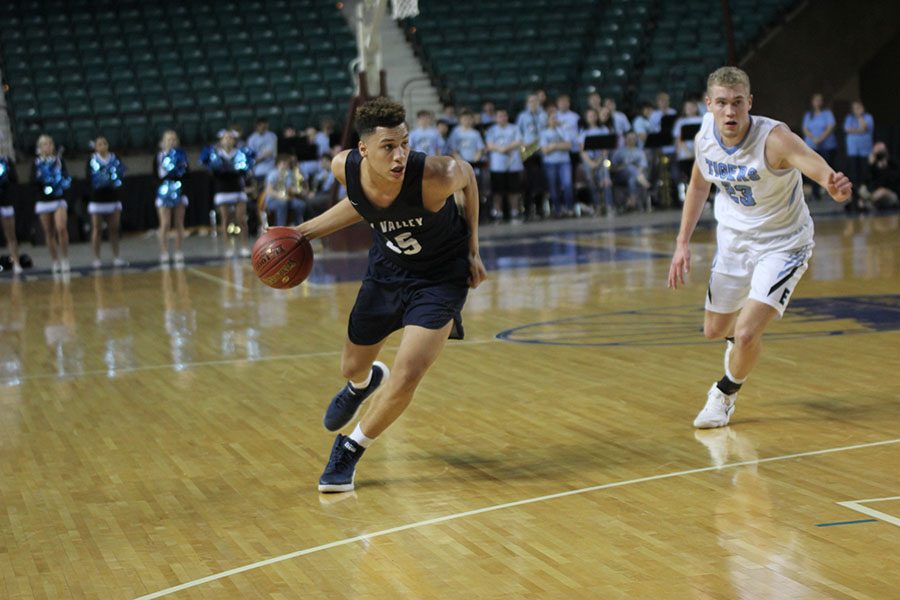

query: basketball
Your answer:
[251,227,314,289]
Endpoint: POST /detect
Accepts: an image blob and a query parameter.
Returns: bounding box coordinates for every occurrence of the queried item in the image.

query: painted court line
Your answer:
[815,519,878,527]
[134,437,900,599]
[837,495,900,528]
[1,338,499,384]
[186,266,250,291]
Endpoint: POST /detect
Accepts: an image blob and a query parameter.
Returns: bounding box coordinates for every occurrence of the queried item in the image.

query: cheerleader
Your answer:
[32,135,71,274]
[0,154,22,275]
[87,136,128,268]
[201,129,255,257]
[154,130,189,266]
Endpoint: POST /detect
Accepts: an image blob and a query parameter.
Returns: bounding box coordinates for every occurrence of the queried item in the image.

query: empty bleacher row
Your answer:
[0,0,356,153]
[409,0,796,114]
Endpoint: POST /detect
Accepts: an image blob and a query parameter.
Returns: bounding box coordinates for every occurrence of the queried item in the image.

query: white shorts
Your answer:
[155,195,189,209]
[214,192,248,206]
[706,228,813,317]
[0,205,13,218]
[35,200,67,215]
[88,201,122,215]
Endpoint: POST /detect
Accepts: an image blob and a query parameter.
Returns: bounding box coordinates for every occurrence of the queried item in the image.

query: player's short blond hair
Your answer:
[707,66,751,95]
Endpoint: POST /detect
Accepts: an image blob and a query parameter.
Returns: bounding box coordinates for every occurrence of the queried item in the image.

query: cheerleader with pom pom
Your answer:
[200,130,255,257]
[32,135,71,274]
[87,136,128,269]
[154,130,189,266]
[0,153,23,275]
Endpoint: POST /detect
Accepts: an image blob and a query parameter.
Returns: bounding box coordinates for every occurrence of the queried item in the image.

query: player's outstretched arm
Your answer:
[294,150,363,240]
[425,156,487,288]
[295,198,363,241]
[767,126,852,203]
[668,160,712,289]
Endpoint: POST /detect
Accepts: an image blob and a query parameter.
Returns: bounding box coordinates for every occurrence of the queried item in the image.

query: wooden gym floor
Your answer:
[1,212,898,599]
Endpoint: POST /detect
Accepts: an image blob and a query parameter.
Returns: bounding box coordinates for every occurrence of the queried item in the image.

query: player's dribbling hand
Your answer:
[827,171,852,203]
[468,252,487,289]
[667,245,691,289]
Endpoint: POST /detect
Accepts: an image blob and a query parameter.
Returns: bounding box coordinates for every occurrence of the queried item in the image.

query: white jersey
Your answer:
[695,112,813,246]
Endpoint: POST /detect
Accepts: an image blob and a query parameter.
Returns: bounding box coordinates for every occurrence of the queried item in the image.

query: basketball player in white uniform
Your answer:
[668,67,851,428]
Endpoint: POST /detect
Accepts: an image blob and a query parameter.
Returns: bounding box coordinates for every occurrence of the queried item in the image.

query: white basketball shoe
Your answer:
[693,383,736,429]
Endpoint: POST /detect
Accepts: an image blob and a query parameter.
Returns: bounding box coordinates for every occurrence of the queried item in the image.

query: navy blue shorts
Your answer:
[347,248,470,346]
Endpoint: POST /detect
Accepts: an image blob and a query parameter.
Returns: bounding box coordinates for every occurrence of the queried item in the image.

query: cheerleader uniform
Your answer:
[32,155,71,214]
[154,148,189,208]
[87,152,126,215]
[200,145,255,206]
[0,156,17,219]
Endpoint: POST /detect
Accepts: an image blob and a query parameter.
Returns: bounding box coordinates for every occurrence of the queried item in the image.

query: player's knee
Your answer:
[703,323,727,340]
[733,328,759,348]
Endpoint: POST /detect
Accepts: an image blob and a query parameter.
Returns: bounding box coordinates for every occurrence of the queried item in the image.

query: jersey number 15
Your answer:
[386,232,423,255]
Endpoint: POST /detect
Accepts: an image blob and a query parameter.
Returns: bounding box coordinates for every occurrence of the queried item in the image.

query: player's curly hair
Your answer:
[707,66,751,94]
[355,97,406,138]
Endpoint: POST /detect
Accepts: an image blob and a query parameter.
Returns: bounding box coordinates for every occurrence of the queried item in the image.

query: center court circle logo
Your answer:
[495,295,900,347]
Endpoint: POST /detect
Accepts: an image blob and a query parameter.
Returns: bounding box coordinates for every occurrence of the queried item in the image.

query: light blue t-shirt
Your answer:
[314,132,331,157]
[843,113,875,157]
[516,109,548,146]
[485,124,523,172]
[409,127,444,156]
[612,146,648,171]
[556,109,580,152]
[447,127,485,163]
[803,109,838,151]
[540,128,572,165]
[265,168,299,197]
[247,130,278,177]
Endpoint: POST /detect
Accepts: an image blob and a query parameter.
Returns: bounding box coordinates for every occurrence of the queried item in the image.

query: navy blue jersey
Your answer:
[345,149,469,272]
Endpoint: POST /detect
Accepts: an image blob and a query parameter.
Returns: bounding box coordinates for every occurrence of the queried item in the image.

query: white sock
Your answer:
[349,423,375,448]
[349,367,373,391]
[724,362,747,385]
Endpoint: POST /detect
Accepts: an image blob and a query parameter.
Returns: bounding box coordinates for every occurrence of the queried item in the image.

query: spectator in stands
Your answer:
[843,100,874,200]
[632,101,656,148]
[154,130,188,266]
[0,153,22,274]
[298,127,322,183]
[516,93,548,220]
[586,91,603,115]
[555,94,580,152]
[479,101,496,127]
[32,134,71,274]
[603,97,631,145]
[86,136,127,268]
[247,118,278,191]
[441,104,459,128]
[448,108,485,172]
[650,91,678,204]
[409,110,444,156]
[534,88,548,109]
[435,119,451,154]
[580,107,613,216]
[541,107,576,217]
[485,108,524,221]
[611,131,651,212]
[265,154,306,227]
[802,93,838,200]
[861,142,900,210]
[317,118,339,156]
[201,129,254,258]
[673,100,704,201]
[307,153,337,219]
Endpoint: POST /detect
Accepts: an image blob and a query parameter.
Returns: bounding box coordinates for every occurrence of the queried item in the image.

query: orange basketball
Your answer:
[251,227,314,289]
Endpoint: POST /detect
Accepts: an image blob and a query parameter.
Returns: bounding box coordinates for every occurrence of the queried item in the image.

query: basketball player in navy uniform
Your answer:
[295,97,486,492]
[668,67,851,428]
